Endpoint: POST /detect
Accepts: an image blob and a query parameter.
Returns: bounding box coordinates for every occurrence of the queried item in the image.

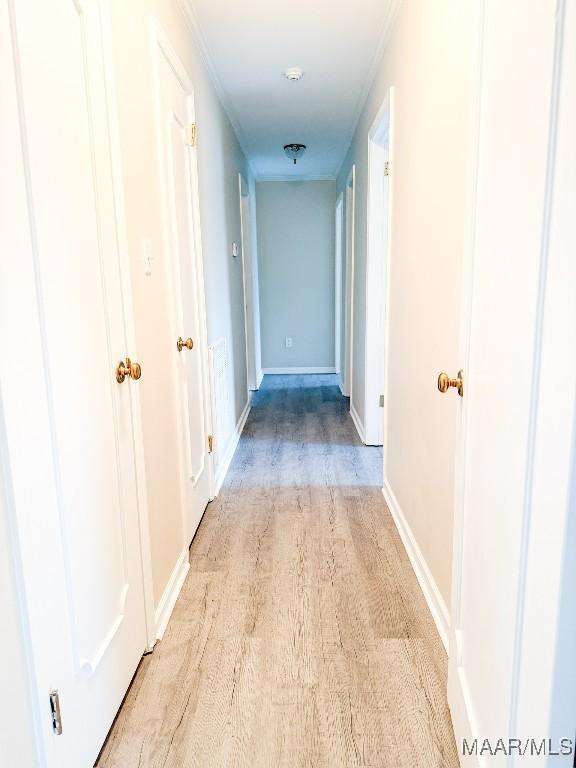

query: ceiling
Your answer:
[186,0,396,179]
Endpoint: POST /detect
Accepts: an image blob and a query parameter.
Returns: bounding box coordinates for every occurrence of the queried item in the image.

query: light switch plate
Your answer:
[232,242,239,258]
[285,337,293,348]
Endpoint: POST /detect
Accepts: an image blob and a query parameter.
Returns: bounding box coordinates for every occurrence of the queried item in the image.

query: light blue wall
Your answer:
[256,181,336,370]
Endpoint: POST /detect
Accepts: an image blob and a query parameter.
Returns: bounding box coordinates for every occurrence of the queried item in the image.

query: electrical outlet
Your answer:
[285,337,293,348]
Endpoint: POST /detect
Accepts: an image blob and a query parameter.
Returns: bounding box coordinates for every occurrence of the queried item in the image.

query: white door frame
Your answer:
[365,87,395,447]
[343,165,356,400]
[448,0,576,756]
[150,19,215,526]
[238,173,260,391]
[334,192,344,385]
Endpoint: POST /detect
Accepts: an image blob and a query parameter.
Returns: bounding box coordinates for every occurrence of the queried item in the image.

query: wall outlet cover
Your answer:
[285,337,293,348]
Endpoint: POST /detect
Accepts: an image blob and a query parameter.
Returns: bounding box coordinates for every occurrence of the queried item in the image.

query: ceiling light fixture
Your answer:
[284,67,304,81]
[283,143,307,165]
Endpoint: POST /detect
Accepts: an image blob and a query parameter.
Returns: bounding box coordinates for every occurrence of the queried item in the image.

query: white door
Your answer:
[448,1,576,763]
[0,1,148,766]
[153,27,212,545]
[239,175,258,391]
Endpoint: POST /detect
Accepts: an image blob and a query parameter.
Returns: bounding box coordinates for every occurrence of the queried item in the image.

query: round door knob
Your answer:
[177,336,194,352]
[437,370,464,397]
[116,357,142,383]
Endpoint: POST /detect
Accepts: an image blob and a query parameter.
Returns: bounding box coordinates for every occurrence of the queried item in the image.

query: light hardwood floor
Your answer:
[97,374,458,767]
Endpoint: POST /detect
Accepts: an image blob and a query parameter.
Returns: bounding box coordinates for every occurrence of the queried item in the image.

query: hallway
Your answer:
[98,376,458,767]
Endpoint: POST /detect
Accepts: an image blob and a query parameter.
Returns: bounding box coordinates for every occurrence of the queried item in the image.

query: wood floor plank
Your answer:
[97,374,458,768]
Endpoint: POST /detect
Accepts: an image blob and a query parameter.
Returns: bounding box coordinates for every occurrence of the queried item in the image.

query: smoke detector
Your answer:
[284,67,304,81]
[283,143,307,165]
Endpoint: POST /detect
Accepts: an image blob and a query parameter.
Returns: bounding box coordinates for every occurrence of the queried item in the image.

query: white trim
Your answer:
[213,399,251,496]
[255,174,337,182]
[256,368,264,388]
[349,403,366,444]
[154,550,190,640]
[337,375,346,396]
[382,481,450,651]
[364,88,394,448]
[261,367,336,375]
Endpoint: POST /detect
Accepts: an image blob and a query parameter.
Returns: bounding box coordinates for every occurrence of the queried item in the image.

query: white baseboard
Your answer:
[256,368,264,388]
[382,480,450,651]
[213,399,251,496]
[337,375,345,395]
[349,402,366,443]
[261,366,336,375]
[154,549,190,640]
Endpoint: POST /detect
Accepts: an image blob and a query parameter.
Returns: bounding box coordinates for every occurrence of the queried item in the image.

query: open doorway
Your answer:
[364,88,394,447]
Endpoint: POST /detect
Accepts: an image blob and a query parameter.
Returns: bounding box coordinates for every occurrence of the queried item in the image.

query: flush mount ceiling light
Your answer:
[283,143,307,165]
[284,67,304,81]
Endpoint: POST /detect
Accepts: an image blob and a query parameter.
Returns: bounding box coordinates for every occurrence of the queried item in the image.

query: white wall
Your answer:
[337,0,476,606]
[257,181,336,370]
[110,0,252,607]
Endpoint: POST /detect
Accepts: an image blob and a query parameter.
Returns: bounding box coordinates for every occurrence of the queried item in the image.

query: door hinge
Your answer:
[379,394,385,408]
[384,161,389,177]
[188,123,197,147]
[208,435,213,453]
[49,690,63,735]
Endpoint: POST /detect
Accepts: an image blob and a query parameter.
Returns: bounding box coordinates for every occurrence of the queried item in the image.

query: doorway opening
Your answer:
[364,88,394,447]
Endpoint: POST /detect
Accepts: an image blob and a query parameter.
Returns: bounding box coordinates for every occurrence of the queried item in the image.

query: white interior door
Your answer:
[448,1,575,763]
[0,1,148,766]
[154,26,212,545]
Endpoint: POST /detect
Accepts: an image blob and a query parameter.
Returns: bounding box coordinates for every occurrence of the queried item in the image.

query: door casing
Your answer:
[365,87,394,447]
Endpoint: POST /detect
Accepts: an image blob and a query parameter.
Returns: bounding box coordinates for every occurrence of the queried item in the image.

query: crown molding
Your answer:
[177,0,257,178]
[335,0,402,180]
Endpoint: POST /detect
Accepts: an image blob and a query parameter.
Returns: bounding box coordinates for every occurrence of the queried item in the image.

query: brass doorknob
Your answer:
[177,337,194,352]
[116,357,142,383]
[438,370,464,397]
